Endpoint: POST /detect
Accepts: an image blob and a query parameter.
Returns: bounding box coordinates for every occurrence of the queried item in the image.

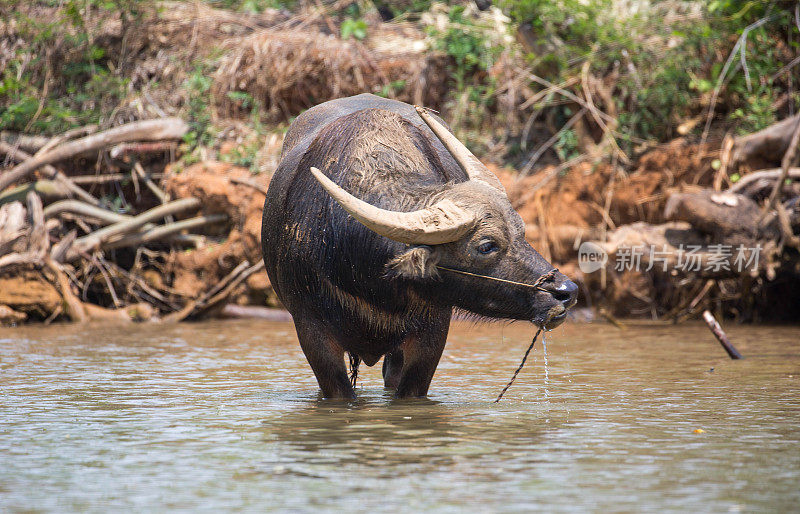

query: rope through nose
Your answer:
[436,267,558,291]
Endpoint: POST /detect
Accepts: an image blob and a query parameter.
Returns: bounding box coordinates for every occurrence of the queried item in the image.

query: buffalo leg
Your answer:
[394,317,450,398]
[293,317,355,399]
[382,349,404,389]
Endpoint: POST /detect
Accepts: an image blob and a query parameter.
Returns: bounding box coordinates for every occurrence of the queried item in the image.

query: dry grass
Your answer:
[212,26,449,120]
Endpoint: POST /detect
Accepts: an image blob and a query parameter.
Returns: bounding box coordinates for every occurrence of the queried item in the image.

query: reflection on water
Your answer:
[1,319,798,511]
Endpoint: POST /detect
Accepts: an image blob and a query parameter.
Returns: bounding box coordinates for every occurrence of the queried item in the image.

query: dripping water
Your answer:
[541,330,550,398]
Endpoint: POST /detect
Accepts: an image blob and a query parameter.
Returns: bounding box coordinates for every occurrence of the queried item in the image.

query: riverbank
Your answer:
[3,125,798,326]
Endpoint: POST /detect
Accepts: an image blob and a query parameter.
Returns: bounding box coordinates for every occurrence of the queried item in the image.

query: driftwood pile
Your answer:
[0,119,265,326]
[2,112,798,326]
[591,114,800,321]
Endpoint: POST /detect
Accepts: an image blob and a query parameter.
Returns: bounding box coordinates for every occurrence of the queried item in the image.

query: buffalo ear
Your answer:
[386,246,440,279]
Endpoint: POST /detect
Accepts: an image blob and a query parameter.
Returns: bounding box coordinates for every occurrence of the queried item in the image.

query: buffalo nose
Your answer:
[543,278,578,308]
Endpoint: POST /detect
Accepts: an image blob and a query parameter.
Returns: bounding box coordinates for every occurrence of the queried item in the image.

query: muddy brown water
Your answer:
[1,319,798,511]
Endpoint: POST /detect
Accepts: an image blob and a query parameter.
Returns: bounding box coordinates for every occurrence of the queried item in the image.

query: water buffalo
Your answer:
[262,94,577,399]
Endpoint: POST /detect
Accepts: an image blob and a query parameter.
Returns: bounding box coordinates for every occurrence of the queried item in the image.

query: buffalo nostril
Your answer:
[546,280,578,307]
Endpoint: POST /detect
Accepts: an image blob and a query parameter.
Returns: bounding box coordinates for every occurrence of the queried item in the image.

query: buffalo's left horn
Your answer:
[414,105,506,194]
[310,167,476,245]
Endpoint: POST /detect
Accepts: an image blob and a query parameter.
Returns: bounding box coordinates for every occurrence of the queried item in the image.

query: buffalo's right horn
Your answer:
[310,167,476,245]
[414,105,506,194]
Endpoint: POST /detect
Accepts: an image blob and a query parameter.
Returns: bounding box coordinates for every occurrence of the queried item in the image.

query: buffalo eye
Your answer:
[477,240,499,255]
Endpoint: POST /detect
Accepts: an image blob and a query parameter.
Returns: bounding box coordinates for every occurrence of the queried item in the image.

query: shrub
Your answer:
[500,0,797,145]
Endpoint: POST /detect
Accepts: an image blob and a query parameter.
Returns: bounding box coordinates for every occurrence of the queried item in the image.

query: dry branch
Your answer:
[0,118,188,192]
[43,258,86,322]
[727,168,800,194]
[0,140,99,205]
[65,197,201,261]
[0,180,70,206]
[220,304,293,321]
[133,162,169,203]
[229,176,269,196]
[0,132,50,153]
[37,125,99,155]
[50,230,77,263]
[524,72,629,164]
[70,172,162,184]
[164,260,264,322]
[44,200,130,225]
[763,115,800,215]
[26,192,47,259]
[102,214,227,251]
[110,141,177,159]
[0,201,27,256]
[702,310,743,359]
[520,107,587,175]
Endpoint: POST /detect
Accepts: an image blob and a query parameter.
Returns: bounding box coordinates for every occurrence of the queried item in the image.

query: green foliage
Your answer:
[219,137,264,172]
[201,0,294,13]
[424,4,510,151]
[226,90,255,109]
[218,91,269,173]
[428,4,502,91]
[500,0,796,145]
[730,93,775,134]
[376,80,408,99]
[0,0,153,133]
[182,67,216,158]
[502,0,610,73]
[341,18,368,40]
[554,127,578,162]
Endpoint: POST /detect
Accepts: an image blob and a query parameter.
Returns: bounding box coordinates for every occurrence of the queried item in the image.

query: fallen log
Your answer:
[0,269,62,317]
[664,189,778,243]
[731,113,800,170]
[0,118,188,192]
[220,304,292,321]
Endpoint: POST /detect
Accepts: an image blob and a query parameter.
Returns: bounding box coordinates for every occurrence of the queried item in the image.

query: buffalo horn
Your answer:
[414,105,506,194]
[310,167,476,245]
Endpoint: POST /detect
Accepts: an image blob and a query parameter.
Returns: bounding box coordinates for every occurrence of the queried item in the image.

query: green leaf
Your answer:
[341,18,367,41]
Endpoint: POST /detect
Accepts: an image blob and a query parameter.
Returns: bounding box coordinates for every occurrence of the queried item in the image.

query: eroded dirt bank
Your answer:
[3,123,798,326]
